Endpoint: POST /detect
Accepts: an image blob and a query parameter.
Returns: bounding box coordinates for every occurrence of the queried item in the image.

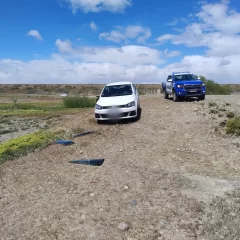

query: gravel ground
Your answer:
[1,94,240,240]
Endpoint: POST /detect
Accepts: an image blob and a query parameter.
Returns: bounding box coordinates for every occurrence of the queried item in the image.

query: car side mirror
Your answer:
[96,95,100,102]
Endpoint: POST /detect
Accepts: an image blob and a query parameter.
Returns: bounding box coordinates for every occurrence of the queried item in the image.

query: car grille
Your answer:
[102,105,125,109]
[100,112,129,118]
[184,84,202,90]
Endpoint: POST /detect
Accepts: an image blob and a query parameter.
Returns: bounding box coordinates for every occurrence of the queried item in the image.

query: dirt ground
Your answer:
[1,94,240,240]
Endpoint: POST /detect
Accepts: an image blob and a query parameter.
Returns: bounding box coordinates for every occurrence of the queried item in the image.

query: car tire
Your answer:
[173,91,179,102]
[198,95,205,101]
[164,90,169,99]
[135,106,141,121]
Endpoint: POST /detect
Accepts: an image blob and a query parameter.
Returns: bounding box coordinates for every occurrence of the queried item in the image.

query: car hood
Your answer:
[97,95,134,106]
[175,80,203,85]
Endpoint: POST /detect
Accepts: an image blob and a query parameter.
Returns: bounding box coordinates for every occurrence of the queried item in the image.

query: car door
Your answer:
[166,75,173,94]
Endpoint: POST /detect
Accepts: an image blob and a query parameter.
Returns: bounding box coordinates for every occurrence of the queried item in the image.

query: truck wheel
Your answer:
[173,91,179,102]
[164,90,169,99]
[198,95,205,101]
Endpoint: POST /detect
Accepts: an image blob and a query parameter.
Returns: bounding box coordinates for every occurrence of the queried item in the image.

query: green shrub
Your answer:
[0,131,61,164]
[199,76,232,95]
[226,117,240,136]
[63,96,95,108]
[226,111,235,118]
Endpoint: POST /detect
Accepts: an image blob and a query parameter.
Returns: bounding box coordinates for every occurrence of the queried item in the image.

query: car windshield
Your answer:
[174,74,197,81]
[101,84,133,97]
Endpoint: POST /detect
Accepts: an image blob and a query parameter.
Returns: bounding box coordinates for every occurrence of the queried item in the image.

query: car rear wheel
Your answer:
[164,90,169,99]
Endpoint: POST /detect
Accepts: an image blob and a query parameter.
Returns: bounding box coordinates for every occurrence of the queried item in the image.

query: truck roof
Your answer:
[172,72,191,75]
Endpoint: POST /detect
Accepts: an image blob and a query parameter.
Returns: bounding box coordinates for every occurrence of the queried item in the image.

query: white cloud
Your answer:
[1,54,240,84]
[55,39,163,65]
[56,39,73,54]
[90,21,98,32]
[163,49,181,58]
[99,25,151,43]
[157,1,240,58]
[157,34,173,44]
[26,30,43,41]
[166,19,179,26]
[60,0,131,13]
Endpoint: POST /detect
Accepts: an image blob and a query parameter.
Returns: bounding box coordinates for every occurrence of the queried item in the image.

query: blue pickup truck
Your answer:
[162,72,206,101]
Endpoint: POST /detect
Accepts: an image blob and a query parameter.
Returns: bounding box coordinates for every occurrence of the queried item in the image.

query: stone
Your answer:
[124,186,129,190]
[130,200,137,206]
[117,222,130,231]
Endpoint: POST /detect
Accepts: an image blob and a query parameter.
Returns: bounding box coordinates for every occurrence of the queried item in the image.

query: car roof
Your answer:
[106,81,133,86]
[172,72,191,75]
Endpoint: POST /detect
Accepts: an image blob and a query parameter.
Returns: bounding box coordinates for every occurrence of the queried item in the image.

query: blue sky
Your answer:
[1,0,240,84]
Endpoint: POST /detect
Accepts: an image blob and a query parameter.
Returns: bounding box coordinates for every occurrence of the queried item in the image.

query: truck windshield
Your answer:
[174,74,197,81]
[101,84,133,97]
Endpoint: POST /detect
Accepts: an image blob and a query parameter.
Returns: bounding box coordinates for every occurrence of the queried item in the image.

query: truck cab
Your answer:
[162,72,206,102]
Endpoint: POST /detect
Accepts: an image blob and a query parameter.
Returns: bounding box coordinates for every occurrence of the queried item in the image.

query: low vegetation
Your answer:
[200,76,232,95]
[0,131,57,164]
[226,116,240,136]
[63,96,95,108]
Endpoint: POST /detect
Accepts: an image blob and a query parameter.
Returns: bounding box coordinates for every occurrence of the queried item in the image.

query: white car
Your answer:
[95,81,141,122]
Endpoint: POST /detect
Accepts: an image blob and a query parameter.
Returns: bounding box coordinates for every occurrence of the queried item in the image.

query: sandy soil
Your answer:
[1,95,240,240]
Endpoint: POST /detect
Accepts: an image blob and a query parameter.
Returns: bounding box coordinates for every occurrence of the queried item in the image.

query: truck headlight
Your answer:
[177,84,184,88]
[125,101,135,107]
[95,104,103,110]
[202,83,205,86]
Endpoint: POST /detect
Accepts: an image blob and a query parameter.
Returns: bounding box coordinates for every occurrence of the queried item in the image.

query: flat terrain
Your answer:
[1,94,240,240]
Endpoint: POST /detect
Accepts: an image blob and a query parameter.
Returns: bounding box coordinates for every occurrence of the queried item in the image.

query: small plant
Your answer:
[226,116,240,136]
[209,109,219,114]
[208,101,217,107]
[63,96,95,108]
[218,107,226,112]
[218,113,224,118]
[138,88,145,95]
[226,111,235,118]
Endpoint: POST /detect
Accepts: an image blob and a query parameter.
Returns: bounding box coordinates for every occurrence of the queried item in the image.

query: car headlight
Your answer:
[177,84,184,88]
[125,101,135,108]
[95,104,103,110]
[202,83,205,86]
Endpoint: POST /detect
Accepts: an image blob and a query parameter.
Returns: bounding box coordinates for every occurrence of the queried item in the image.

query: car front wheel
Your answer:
[198,95,205,101]
[173,91,179,102]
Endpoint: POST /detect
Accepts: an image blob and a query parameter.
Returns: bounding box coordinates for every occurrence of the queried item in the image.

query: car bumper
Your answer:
[176,89,206,97]
[95,106,137,120]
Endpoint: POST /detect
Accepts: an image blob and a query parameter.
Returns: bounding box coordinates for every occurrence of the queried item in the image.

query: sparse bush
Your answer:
[208,101,217,107]
[138,88,145,95]
[226,111,235,118]
[226,116,240,136]
[218,107,226,112]
[63,96,95,108]
[209,109,219,114]
[218,113,224,118]
[199,76,232,95]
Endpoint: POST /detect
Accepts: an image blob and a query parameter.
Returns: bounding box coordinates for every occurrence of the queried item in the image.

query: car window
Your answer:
[101,84,133,97]
[174,74,196,81]
[167,75,172,80]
